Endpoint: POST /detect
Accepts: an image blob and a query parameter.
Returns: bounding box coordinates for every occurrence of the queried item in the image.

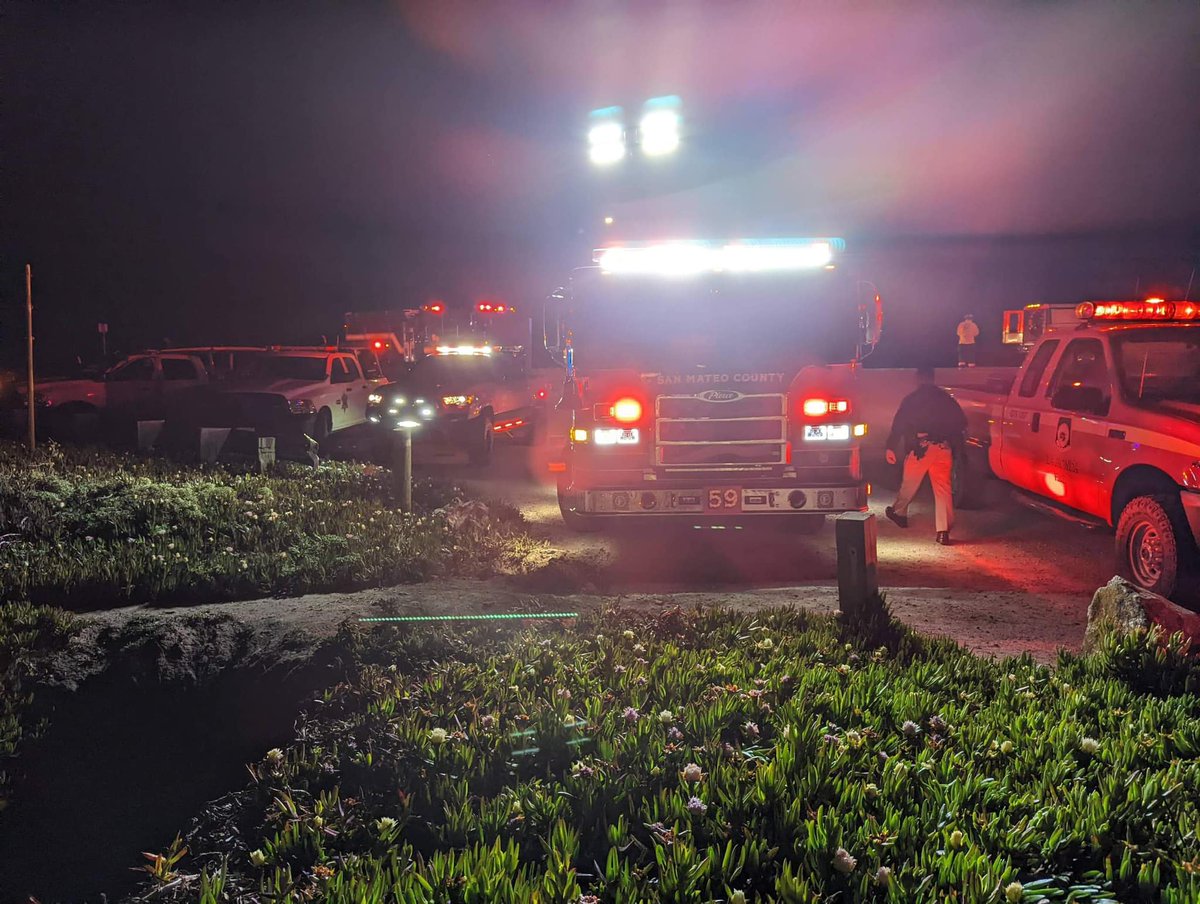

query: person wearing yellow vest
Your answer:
[956,313,980,367]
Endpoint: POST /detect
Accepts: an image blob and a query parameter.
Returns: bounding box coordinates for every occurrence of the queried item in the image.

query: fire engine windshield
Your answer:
[565,272,857,371]
[1113,328,1200,406]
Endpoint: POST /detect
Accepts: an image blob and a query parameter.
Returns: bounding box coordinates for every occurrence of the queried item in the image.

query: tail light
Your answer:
[802,398,850,417]
[611,397,643,424]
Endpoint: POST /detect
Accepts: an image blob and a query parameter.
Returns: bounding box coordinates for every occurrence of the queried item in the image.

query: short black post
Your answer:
[836,512,878,618]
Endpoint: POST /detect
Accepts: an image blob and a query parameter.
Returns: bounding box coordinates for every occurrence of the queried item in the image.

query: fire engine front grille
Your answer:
[655,392,787,468]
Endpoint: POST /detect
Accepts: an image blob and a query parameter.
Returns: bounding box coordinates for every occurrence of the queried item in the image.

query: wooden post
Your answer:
[257,435,276,473]
[836,512,878,617]
[25,264,35,452]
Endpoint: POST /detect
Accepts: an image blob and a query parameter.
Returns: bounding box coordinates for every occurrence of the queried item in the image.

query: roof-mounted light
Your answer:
[434,345,493,356]
[1076,300,1200,322]
[594,238,843,276]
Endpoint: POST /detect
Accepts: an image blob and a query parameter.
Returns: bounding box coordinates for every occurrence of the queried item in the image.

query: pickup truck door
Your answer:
[1037,337,1118,519]
[160,356,206,399]
[999,338,1061,492]
[330,356,363,429]
[104,356,161,417]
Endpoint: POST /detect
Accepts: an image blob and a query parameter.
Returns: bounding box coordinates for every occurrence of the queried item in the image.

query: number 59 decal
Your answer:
[707,488,741,510]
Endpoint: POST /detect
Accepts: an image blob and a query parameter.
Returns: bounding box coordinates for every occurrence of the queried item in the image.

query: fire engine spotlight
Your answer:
[639,109,680,156]
[588,121,625,166]
[639,95,682,157]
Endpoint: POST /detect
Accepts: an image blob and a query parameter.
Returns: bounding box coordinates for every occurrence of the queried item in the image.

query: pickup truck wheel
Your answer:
[469,413,494,466]
[952,450,983,510]
[557,478,601,532]
[1116,494,1189,598]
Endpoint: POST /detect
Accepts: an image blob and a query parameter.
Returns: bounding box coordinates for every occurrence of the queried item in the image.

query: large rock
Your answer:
[1082,577,1200,653]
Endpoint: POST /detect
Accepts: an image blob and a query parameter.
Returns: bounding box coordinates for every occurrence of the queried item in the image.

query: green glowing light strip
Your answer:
[357,612,578,623]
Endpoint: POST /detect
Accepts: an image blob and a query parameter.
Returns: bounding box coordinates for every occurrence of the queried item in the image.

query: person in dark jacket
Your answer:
[884,366,967,545]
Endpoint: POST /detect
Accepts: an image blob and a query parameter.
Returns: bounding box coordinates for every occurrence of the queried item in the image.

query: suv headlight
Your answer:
[441,394,474,408]
[367,392,384,405]
[289,399,317,415]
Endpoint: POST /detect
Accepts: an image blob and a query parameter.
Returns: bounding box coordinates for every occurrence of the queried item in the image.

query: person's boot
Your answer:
[936,531,951,545]
[885,506,908,528]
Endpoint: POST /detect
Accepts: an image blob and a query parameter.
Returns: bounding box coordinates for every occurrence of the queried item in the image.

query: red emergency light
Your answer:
[610,397,643,424]
[422,302,445,315]
[802,398,850,417]
[1076,299,1200,322]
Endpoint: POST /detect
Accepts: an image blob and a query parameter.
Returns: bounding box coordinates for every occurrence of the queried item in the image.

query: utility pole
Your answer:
[25,264,36,452]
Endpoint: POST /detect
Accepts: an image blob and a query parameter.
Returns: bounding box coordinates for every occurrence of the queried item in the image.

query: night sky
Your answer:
[4,1,1200,371]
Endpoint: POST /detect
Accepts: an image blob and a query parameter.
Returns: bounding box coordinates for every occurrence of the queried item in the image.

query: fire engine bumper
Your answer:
[565,475,867,520]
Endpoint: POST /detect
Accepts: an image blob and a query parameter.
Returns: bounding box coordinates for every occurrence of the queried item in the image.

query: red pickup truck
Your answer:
[950,299,1200,599]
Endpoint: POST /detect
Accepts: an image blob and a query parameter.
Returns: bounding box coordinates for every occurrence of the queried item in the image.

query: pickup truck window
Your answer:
[1113,328,1200,406]
[109,358,156,382]
[1048,338,1111,414]
[1018,339,1059,397]
[330,358,357,384]
[161,358,199,381]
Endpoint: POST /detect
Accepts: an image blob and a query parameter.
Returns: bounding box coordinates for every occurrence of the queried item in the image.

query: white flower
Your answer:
[949,829,965,849]
[832,847,857,874]
[755,637,774,651]
[999,740,1014,755]
[632,643,646,654]
[682,762,704,783]
[622,629,635,640]
[1079,737,1100,755]
[902,720,919,738]
[874,866,892,886]
[429,727,448,746]
[864,783,880,799]
[658,709,674,724]
[376,816,397,833]
[1004,881,1024,903]
[729,892,747,904]
[249,849,268,867]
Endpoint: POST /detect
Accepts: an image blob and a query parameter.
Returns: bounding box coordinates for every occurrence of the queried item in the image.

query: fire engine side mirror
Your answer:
[559,375,585,411]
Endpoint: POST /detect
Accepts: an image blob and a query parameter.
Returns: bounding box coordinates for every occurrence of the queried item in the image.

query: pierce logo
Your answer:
[699,390,741,402]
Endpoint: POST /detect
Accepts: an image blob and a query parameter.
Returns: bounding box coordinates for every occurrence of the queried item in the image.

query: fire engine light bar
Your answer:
[1076,300,1200,322]
[435,345,493,356]
[595,238,842,276]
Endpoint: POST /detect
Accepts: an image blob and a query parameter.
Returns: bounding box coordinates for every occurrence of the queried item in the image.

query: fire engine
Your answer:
[952,298,1200,598]
[545,238,883,532]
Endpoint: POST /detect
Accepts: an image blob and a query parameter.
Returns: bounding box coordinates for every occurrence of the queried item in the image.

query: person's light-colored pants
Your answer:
[892,443,954,533]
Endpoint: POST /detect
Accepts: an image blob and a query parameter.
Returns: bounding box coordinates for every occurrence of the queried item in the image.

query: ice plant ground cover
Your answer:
[143,604,1200,903]
[0,441,544,607]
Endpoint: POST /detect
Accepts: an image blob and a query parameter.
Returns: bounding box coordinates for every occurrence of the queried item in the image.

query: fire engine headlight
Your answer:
[367,392,384,405]
[441,394,474,408]
[289,399,317,416]
[593,427,640,446]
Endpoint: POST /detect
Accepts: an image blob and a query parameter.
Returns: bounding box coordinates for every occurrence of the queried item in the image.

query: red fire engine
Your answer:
[546,237,883,532]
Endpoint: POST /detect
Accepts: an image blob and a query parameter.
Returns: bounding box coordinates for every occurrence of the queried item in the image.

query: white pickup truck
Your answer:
[229,348,390,443]
[950,299,1200,599]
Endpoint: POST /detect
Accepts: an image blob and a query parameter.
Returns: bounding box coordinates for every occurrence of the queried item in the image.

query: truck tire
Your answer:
[952,449,984,510]
[469,413,494,467]
[1115,494,1190,598]
[557,478,601,532]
